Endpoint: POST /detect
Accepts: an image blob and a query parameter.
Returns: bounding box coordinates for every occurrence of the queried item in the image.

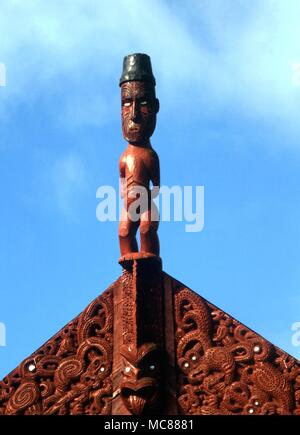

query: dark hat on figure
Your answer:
[119,53,156,86]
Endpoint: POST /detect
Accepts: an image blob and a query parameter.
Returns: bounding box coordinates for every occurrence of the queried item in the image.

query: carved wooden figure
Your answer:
[118,53,160,258]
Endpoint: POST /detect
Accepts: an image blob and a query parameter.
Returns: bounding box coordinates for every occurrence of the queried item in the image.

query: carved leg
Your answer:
[118,209,139,256]
[140,206,159,256]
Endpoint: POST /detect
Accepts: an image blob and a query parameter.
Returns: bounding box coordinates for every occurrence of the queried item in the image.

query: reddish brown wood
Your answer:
[111,276,132,415]
[171,276,300,415]
[162,273,178,414]
[118,54,160,257]
[0,285,116,415]
[118,256,164,415]
[1,272,299,415]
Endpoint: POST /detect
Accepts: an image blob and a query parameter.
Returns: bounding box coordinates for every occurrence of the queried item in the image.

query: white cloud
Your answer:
[0,0,300,138]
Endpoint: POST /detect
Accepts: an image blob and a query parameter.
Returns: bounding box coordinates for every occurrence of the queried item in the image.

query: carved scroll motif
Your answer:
[0,287,114,415]
[174,282,300,415]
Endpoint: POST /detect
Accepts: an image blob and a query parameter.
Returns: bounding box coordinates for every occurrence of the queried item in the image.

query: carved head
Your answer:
[121,81,159,144]
[120,343,162,415]
[120,53,159,145]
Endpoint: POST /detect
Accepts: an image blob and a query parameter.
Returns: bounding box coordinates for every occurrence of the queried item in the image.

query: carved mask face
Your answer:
[121,81,159,144]
[120,343,162,415]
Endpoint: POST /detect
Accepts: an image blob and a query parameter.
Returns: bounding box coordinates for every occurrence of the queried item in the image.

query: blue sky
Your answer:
[1,0,300,379]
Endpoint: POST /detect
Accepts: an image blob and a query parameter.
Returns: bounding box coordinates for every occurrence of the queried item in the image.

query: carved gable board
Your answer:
[1,272,299,415]
[0,284,115,415]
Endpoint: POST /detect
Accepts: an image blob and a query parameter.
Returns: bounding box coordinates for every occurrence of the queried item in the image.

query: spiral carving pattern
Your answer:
[0,285,115,415]
[173,279,300,415]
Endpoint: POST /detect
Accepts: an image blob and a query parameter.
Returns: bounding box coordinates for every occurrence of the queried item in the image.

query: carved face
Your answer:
[120,343,162,415]
[121,81,159,144]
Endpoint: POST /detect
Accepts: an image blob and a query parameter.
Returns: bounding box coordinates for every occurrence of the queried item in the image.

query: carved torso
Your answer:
[120,144,159,191]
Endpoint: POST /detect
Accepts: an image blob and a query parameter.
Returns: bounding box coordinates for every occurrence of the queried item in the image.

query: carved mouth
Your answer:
[128,121,143,131]
[120,379,159,415]
[129,127,142,133]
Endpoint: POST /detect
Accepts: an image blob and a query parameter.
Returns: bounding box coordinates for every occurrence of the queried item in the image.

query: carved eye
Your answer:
[140,100,148,106]
[28,363,36,372]
[149,364,155,371]
[123,102,131,107]
[125,366,131,373]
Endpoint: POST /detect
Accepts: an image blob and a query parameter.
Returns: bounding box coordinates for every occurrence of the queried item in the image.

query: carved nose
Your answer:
[132,367,141,380]
[130,101,139,121]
